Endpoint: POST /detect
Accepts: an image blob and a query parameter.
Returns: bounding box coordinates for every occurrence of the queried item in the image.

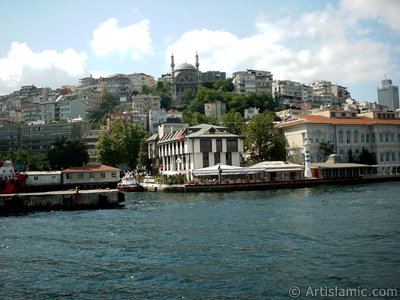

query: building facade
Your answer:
[275,108,400,169]
[232,69,273,95]
[146,124,244,176]
[378,79,399,110]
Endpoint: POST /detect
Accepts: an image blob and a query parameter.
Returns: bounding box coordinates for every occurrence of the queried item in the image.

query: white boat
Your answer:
[117,172,145,192]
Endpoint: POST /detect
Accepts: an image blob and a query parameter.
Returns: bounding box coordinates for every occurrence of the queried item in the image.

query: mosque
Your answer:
[170,53,202,108]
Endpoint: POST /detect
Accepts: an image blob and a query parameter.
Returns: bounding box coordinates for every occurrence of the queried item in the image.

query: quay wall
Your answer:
[0,189,125,215]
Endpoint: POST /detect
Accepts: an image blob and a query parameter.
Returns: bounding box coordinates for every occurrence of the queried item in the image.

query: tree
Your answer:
[100,91,117,112]
[220,111,245,135]
[358,147,377,165]
[1,150,49,171]
[96,121,149,169]
[244,112,287,163]
[47,136,89,169]
[347,148,356,163]
[319,142,335,160]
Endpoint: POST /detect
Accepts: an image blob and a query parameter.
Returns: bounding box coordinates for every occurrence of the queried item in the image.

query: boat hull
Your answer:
[118,184,146,192]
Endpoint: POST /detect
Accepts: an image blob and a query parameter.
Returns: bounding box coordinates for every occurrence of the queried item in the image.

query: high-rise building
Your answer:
[378,79,399,110]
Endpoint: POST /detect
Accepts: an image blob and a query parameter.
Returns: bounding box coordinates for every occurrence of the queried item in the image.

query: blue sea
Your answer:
[1,182,399,299]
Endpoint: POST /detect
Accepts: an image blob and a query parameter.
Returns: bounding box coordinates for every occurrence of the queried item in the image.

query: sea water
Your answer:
[1,182,399,299]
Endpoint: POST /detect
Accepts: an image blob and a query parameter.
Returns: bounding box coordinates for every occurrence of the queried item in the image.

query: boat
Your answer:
[117,172,146,192]
[0,160,28,194]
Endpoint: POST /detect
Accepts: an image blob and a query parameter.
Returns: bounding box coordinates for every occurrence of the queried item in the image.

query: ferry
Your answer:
[0,161,27,194]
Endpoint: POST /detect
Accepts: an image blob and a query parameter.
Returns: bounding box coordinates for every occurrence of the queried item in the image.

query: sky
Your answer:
[0,0,399,101]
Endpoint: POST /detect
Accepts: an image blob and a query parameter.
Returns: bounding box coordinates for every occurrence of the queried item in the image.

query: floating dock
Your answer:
[0,189,125,216]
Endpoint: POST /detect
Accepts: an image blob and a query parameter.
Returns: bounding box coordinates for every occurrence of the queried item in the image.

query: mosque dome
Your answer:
[175,63,197,71]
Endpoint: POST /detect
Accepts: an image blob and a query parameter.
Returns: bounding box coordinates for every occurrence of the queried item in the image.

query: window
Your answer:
[385,133,389,143]
[379,133,384,143]
[34,176,38,180]
[89,173,95,179]
[216,139,222,152]
[361,133,365,143]
[78,173,83,179]
[200,139,212,152]
[354,130,358,143]
[214,152,221,164]
[226,139,238,152]
[111,172,117,178]
[338,130,343,143]
[391,133,395,142]
[202,152,209,168]
[226,152,232,165]
[101,173,106,179]
[346,130,351,144]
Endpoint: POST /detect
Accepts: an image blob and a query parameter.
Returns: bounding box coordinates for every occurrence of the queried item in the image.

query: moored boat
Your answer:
[117,172,146,192]
[0,161,27,194]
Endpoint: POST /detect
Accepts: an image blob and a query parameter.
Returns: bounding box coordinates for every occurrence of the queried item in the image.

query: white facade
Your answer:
[276,109,400,166]
[232,69,273,95]
[26,171,62,186]
[273,80,303,105]
[147,124,244,176]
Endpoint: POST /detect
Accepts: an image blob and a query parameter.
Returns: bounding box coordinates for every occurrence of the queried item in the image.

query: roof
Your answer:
[175,63,196,70]
[26,171,62,175]
[311,162,371,169]
[63,165,120,173]
[157,124,239,144]
[250,161,304,170]
[275,114,400,129]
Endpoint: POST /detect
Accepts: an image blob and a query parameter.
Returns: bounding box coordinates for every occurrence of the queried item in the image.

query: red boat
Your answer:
[117,172,146,192]
[0,161,28,194]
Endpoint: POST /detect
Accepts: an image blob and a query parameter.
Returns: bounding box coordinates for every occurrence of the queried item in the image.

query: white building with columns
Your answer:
[146,123,244,175]
[275,108,400,174]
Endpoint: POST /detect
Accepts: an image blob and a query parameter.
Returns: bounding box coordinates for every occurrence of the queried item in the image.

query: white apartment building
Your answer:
[146,124,244,176]
[127,73,156,93]
[275,108,400,168]
[273,80,303,105]
[232,69,273,95]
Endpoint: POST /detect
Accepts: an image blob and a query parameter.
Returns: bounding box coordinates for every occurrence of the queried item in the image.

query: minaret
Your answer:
[195,52,199,71]
[303,136,313,178]
[195,52,201,87]
[170,54,176,105]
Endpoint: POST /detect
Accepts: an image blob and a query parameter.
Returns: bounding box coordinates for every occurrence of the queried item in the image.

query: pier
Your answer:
[0,189,125,216]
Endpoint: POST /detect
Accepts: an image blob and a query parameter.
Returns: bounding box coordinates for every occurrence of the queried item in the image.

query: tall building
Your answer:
[378,79,399,110]
[232,69,273,95]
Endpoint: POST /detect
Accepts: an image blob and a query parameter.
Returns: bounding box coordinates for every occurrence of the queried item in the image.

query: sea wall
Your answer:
[0,189,125,215]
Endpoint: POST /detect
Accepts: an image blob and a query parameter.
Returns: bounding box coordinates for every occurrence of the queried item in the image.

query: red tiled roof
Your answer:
[275,114,400,128]
[63,165,120,172]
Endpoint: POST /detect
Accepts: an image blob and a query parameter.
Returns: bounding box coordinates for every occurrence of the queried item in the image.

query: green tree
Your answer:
[220,111,245,135]
[358,147,377,165]
[96,121,149,169]
[347,148,356,163]
[47,136,89,169]
[244,112,287,163]
[319,142,335,160]
[100,91,117,112]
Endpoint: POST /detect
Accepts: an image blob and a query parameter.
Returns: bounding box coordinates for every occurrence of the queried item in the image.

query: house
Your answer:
[62,165,121,188]
[146,123,244,177]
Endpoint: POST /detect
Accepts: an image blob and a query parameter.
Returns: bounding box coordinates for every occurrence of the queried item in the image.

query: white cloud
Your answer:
[0,42,87,94]
[165,3,397,88]
[340,0,400,31]
[90,17,153,60]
